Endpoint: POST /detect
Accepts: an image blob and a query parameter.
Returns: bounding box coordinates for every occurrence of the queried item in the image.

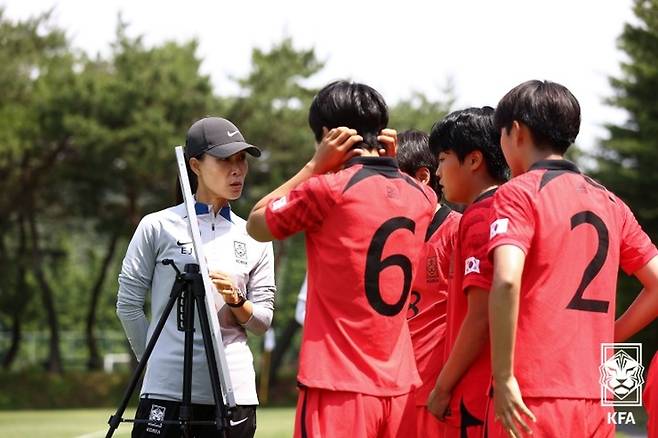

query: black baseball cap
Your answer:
[185,117,262,159]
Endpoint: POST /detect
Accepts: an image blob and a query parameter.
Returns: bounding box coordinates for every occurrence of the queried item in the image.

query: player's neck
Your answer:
[465,173,499,206]
[523,150,564,172]
[359,149,381,157]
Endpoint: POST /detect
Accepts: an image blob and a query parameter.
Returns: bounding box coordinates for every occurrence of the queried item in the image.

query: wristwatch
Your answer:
[226,290,247,308]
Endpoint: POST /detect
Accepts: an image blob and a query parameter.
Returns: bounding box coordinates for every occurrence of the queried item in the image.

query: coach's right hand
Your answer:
[309,127,363,174]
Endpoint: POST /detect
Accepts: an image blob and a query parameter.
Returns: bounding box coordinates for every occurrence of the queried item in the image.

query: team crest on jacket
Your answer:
[426,255,439,283]
[234,241,247,264]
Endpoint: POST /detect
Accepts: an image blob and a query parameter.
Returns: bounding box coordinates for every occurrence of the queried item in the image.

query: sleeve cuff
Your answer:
[623,250,658,275]
[463,277,493,294]
[264,204,287,240]
[488,239,529,260]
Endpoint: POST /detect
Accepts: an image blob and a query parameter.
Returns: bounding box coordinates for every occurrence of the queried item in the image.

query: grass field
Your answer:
[0,408,643,437]
[0,407,295,438]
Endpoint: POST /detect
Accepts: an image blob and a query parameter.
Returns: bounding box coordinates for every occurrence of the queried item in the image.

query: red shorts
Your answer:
[486,397,614,438]
[414,406,445,438]
[442,390,487,438]
[294,387,415,438]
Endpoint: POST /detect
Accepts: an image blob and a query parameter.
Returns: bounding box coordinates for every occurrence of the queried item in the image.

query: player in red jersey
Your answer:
[397,130,461,438]
[246,81,437,438]
[425,107,509,438]
[487,80,658,438]
[646,352,658,437]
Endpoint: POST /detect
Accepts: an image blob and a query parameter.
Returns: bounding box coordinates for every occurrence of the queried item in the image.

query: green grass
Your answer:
[0,407,295,438]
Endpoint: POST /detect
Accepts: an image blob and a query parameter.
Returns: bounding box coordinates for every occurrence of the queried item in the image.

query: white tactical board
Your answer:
[174,145,236,408]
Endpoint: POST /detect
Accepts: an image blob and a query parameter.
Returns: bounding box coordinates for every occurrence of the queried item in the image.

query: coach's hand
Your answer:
[310,127,363,174]
[209,270,241,305]
[377,128,398,157]
[427,386,451,421]
[493,375,536,438]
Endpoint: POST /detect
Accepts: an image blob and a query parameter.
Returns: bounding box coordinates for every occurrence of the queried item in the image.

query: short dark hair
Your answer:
[308,80,388,150]
[397,130,440,197]
[429,106,509,183]
[494,80,580,154]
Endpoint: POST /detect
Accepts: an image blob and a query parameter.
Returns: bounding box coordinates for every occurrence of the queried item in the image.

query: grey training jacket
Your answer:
[117,202,275,405]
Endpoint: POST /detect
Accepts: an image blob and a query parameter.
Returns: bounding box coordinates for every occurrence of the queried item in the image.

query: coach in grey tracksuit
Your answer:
[117,117,275,438]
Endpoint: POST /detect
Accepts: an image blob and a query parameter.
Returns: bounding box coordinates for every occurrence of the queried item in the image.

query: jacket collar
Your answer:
[194,201,232,222]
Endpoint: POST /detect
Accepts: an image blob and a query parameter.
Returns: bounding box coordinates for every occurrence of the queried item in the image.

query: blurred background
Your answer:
[0,0,656,436]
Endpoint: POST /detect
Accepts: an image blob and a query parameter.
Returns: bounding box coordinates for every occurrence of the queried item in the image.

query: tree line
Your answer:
[0,0,655,383]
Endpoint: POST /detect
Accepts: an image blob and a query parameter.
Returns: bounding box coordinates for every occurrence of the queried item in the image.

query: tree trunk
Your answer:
[28,213,63,373]
[268,318,300,386]
[2,315,22,370]
[2,214,30,369]
[85,230,121,370]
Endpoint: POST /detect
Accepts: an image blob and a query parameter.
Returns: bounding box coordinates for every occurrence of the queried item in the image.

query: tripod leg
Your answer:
[180,286,195,438]
[105,282,184,438]
[195,288,231,438]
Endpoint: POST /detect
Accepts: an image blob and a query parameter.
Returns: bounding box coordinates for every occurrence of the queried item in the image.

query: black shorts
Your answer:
[132,397,256,438]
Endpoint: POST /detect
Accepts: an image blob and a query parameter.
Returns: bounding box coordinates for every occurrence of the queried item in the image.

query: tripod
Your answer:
[106,261,231,438]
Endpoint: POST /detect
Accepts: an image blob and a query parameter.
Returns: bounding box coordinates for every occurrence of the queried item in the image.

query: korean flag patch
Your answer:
[464,256,481,275]
[490,218,509,239]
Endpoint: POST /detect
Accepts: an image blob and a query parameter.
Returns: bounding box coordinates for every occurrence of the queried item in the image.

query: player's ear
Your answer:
[510,120,525,147]
[469,150,484,171]
[414,167,431,185]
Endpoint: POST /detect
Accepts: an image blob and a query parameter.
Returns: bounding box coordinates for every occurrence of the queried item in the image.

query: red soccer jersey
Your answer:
[444,189,497,428]
[407,205,461,405]
[488,160,657,399]
[265,156,438,396]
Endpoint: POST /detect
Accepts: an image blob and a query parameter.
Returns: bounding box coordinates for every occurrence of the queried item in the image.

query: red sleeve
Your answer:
[618,200,658,275]
[488,181,535,258]
[462,208,494,293]
[265,174,338,240]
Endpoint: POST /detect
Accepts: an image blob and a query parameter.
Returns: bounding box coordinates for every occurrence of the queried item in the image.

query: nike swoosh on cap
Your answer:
[229,417,249,426]
[227,130,239,137]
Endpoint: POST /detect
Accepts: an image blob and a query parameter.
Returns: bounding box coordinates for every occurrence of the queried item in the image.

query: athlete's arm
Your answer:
[489,244,535,438]
[116,218,157,360]
[242,242,276,334]
[615,255,658,342]
[428,287,489,420]
[246,127,363,242]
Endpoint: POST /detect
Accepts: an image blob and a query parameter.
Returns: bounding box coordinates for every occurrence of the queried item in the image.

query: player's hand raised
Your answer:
[309,127,363,174]
[493,375,536,438]
[377,128,398,157]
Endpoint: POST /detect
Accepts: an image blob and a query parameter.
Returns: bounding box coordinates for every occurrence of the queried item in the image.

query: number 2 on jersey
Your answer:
[566,211,610,313]
[365,217,416,316]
